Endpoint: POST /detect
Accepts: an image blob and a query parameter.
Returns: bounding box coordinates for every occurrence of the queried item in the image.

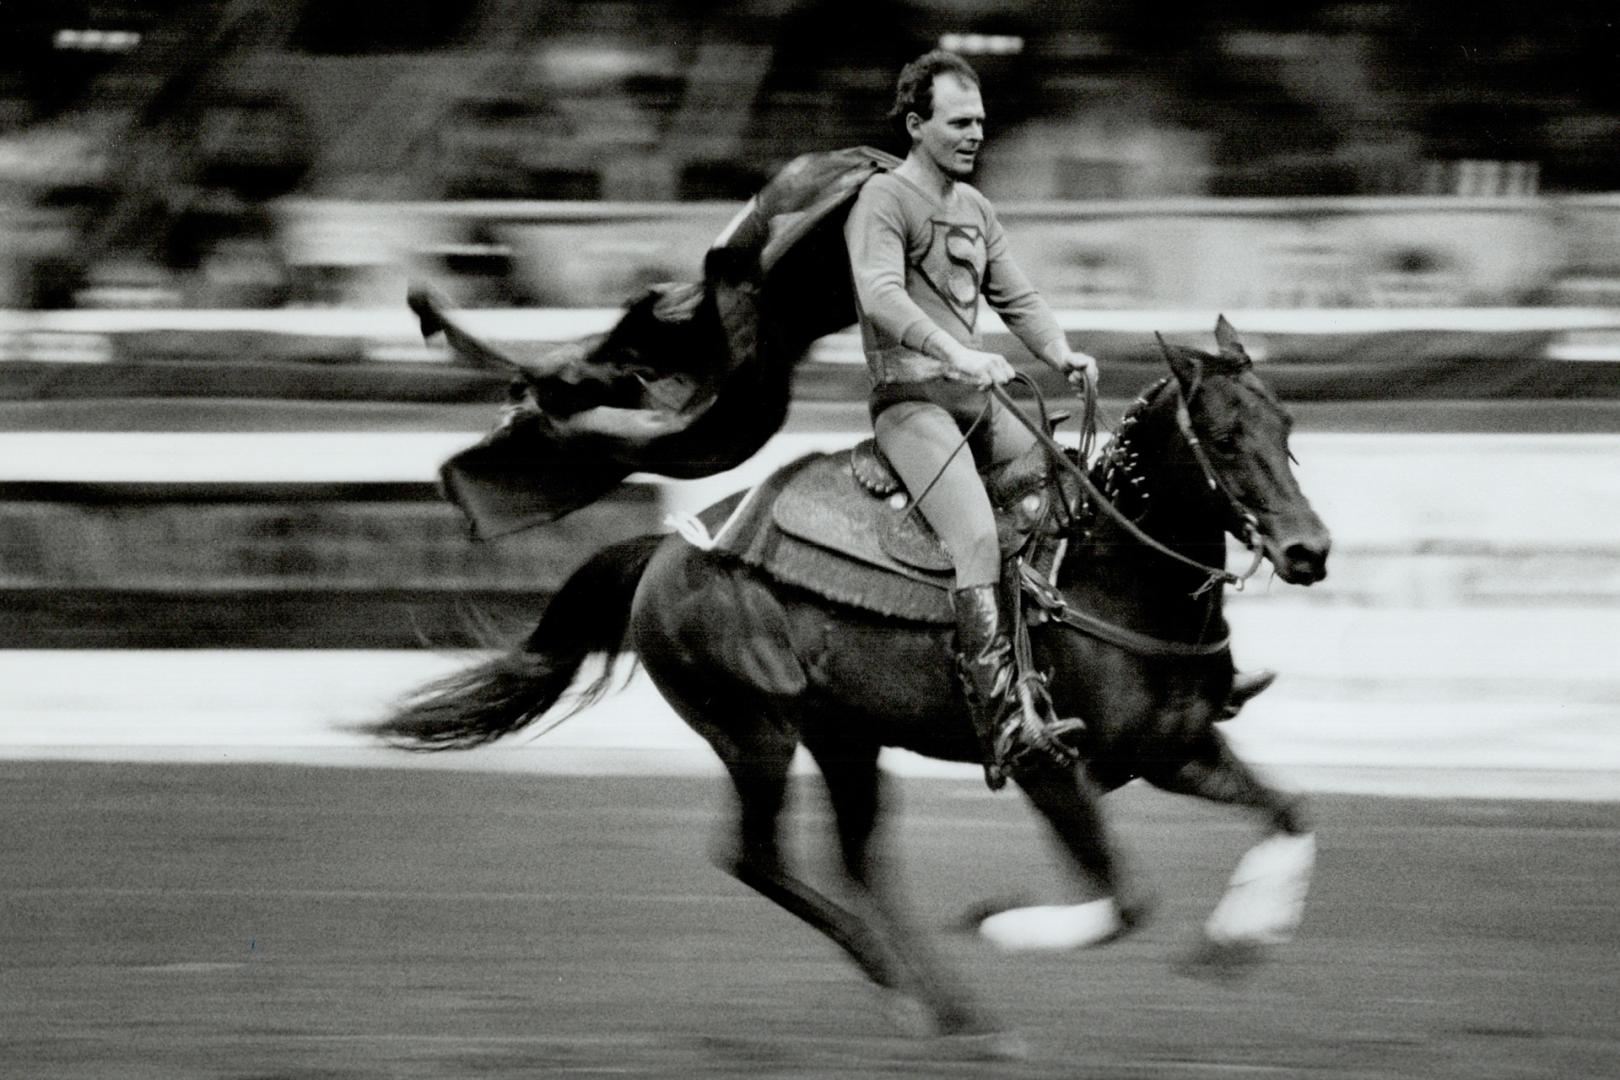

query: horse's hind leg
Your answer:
[1144,728,1315,969]
[677,693,914,1002]
[807,739,1006,1041]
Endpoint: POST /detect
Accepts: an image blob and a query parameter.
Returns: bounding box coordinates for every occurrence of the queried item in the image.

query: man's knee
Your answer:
[954,528,1001,587]
[987,402,1038,464]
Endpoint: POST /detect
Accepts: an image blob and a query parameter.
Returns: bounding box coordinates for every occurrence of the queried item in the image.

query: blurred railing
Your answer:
[265,192,1620,311]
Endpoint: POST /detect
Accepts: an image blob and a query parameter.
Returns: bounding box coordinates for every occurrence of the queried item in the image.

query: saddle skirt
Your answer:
[694,442,1060,623]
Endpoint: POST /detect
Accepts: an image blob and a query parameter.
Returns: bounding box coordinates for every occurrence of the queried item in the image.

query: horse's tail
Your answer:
[367,533,665,750]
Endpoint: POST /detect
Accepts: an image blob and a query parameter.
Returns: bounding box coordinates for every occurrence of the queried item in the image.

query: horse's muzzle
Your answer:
[1264,527,1331,585]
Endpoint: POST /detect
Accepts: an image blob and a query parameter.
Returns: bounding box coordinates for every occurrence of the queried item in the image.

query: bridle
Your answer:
[983,371,1279,660]
[1166,380,1267,593]
[991,371,1265,599]
[891,362,1275,659]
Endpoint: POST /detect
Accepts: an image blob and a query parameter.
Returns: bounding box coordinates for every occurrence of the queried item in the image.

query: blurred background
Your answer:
[4,12,1618,1075]
[5,0,1620,311]
[0,0,1615,770]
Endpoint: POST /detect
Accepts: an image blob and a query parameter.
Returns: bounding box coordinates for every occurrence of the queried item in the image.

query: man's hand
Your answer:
[1048,344,1098,387]
[948,344,1018,387]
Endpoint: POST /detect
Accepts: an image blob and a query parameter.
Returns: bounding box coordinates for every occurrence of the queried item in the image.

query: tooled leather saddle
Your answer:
[693,434,1068,623]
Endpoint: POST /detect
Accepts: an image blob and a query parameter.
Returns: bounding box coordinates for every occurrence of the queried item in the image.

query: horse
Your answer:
[368,317,1332,1045]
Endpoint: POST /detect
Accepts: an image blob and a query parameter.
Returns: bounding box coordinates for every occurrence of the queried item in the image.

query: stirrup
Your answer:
[993,706,1085,775]
[977,707,1080,789]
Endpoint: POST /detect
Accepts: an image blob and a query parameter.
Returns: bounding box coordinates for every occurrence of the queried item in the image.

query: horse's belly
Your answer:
[793,612,957,718]
[630,543,980,762]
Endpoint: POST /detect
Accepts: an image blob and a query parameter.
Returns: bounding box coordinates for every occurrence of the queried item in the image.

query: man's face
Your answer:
[909,74,984,178]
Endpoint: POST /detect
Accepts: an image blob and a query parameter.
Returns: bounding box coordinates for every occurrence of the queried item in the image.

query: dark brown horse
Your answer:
[370,319,1331,1045]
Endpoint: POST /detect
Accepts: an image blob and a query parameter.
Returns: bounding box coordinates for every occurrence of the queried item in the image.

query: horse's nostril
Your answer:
[1283,542,1328,580]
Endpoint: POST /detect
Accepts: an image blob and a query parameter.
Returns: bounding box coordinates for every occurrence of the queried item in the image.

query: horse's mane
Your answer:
[1093,376,1174,520]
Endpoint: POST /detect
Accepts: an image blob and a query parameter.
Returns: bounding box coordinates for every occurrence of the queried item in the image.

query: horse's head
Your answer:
[1158,317,1331,585]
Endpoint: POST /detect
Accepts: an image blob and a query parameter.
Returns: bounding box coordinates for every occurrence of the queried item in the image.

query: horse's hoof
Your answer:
[1116,890,1159,934]
[953,894,1038,933]
[932,1006,1028,1060]
[978,899,1124,951]
[1175,937,1266,984]
[937,1027,1030,1062]
[872,987,934,1038]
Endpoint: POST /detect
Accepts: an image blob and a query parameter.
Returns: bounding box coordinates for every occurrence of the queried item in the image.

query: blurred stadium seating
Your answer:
[4,1,1620,309]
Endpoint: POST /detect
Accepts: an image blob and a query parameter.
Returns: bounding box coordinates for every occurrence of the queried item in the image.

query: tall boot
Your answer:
[951,583,1019,790]
[951,584,1083,790]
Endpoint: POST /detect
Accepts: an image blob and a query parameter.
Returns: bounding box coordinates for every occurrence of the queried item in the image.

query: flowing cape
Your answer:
[429,145,900,538]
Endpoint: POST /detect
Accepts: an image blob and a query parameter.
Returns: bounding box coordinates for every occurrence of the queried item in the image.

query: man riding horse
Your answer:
[845,50,1100,786]
[412,49,1274,792]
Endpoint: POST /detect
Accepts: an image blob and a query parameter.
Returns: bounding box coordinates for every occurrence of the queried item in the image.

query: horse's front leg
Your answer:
[1143,727,1316,976]
[973,759,1156,952]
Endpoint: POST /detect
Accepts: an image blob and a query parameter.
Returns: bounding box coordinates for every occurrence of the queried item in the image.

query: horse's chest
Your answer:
[1091,676,1219,761]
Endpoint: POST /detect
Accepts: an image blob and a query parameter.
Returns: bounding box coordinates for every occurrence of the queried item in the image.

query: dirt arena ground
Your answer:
[5,762,1617,1080]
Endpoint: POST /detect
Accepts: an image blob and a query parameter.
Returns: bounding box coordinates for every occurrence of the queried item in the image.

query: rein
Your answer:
[876,369,1260,658]
[1018,561,1232,657]
[990,378,1264,595]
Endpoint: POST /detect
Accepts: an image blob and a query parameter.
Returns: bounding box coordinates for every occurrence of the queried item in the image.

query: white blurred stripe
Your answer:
[1,644,1615,796]
[0,309,623,340]
[0,429,860,487]
[0,332,114,363]
[4,308,1620,339]
[0,433,473,483]
[1048,308,1620,334]
[805,332,864,364]
[2,429,1614,515]
[1545,339,1620,362]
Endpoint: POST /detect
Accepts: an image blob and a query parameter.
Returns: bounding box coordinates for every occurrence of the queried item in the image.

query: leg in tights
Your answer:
[875,401,999,589]
[982,394,1038,468]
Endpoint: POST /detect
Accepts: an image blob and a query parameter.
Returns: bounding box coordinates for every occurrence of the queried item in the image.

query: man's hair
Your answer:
[887,50,980,140]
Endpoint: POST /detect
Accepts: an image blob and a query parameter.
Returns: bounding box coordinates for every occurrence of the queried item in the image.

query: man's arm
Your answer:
[978,200,1097,383]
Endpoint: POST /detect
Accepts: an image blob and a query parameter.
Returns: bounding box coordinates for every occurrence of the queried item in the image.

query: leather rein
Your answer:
[990,376,1265,595]
[988,371,1269,659]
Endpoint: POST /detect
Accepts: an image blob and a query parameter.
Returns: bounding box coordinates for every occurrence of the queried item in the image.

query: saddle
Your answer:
[697,439,1064,624]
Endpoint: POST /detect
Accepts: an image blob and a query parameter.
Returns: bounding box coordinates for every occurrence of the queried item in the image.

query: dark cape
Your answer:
[427,145,900,539]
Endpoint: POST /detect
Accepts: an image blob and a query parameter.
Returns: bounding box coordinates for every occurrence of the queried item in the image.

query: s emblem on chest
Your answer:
[915,221,984,331]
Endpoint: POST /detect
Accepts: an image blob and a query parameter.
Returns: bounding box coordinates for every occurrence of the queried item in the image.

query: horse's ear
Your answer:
[1213,314,1251,365]
[1156,332,1202,395]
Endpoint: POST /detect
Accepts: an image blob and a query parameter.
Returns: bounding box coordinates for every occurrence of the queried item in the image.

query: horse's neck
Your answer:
[1065,386,1227,633]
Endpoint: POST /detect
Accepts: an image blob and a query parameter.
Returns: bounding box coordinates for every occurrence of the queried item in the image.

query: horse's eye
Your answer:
[1211,432,1240,455]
